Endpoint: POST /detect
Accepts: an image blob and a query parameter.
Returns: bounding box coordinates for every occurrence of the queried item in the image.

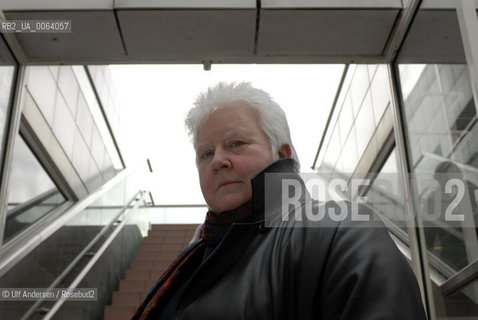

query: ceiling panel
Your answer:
[114,0,255,9]
[397,10,467,64]
[0,0,113,10]
[261,0,401,9]
[258,9,399,57]
[117,10,256,61]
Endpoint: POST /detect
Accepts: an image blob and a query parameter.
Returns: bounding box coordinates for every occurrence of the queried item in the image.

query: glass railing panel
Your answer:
[0,171,145,320]
[144,206,206,224]
[4,136,67,243]
[49,196,149,320]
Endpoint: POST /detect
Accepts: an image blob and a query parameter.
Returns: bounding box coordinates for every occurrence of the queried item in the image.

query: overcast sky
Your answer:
[110,64,344,205]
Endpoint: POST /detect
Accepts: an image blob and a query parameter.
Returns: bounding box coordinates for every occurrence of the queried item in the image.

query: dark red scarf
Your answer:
[131,201,252,320]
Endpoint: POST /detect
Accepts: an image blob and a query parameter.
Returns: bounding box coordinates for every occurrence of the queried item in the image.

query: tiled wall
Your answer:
[87,65,124,169]
[23,66,119,195]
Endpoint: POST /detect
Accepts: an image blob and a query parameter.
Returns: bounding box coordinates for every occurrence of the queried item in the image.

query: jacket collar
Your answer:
[202,158,301,226]
[249,158,301,222]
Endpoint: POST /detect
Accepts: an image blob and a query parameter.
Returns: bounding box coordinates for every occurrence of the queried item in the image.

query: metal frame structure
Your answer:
[457,0,478,121]
[1,1,478,320]
[0,65,24,245]
[389,62,436,319]
[387,2,478,320]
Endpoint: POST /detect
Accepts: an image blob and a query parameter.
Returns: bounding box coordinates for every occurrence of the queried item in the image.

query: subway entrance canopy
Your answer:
[0,0,428,64]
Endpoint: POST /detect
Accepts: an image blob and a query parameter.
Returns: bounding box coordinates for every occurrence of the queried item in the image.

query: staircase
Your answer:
[104,224,200,320]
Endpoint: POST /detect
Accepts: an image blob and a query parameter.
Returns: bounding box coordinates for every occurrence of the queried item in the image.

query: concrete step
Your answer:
[130,260,171,270]
[146,230,195,239]
[104,305,136,320]
[119,279,155,293]
[142,235,192,244]
[125,268,167,281]
[138,242,184,252]
[150,224,199,231]
[134,250,179,260]
[112,291,145,307]
[104,224,200,317]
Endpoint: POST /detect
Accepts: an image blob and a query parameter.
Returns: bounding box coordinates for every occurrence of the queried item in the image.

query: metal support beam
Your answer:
[456,0,478,118]
[383,0,423,62]
[388,64,436,320]
[0,66,25,246]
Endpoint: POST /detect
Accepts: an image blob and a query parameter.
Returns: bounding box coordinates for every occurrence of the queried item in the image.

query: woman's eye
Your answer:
[200,151,213,160]
[231,141,245,148]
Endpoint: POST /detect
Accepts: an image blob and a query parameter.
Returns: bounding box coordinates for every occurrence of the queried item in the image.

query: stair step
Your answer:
[134,250,179,260]
[130,260,154,269]
[139,243,185,251]
[104,224,200,317]
[146,231,195,239]
[142,237,191,245]
[125,268,167,281]
[150,224,199,231]
[119,279,155,292]
[104,306,136,320]
[112,291,145,307]
[130,260,171,270]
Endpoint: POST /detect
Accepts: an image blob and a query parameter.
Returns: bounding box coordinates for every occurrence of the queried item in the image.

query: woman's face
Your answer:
[196,103,279,213]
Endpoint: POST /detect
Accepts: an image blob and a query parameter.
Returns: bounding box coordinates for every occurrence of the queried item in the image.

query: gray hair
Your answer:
[185,82,300,172]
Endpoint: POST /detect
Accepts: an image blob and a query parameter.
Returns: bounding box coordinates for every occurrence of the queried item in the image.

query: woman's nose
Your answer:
[211,150,232,171]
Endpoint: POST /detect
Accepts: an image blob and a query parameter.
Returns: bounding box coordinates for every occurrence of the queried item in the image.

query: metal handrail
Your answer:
[20,190,145,320]
[43,190,148,320]
[0,169,132,278]
[442,257,478,296]
[422,151,478,174]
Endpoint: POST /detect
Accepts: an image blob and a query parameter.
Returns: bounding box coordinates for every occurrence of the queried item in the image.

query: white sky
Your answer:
[110,64,344,205]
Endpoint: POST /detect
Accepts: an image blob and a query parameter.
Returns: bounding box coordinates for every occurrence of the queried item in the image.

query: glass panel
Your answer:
[4,135,66,242]
[144,206,205,224]
[354,92,375,156]
[58,66,79,117]
[26,66,57,124]
[366,149,408,234]
[321,126,341,172]
[316,64,392,182]
[342,129,359,175]
[370,65,391,124]
[52,93,76,159]
[396,2,478,318]
[350,65,370,116]
[438,278,478,318]
[338,94,353,145]
[398,21,476,273]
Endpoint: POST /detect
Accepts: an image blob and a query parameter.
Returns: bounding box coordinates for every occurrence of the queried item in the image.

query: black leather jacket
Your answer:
[174,159,427,319]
